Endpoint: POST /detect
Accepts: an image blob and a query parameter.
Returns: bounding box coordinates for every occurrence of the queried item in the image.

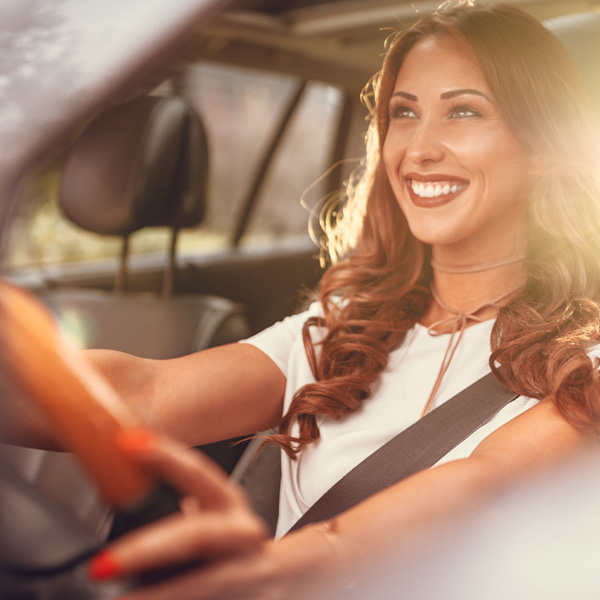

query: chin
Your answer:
[403,215,466,247]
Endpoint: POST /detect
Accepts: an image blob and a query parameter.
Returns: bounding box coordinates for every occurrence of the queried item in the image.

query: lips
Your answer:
[405,174,469,208]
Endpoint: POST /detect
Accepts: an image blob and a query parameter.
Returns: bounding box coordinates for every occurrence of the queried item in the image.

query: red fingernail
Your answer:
[89,549,121,581]
[116,428,156,454]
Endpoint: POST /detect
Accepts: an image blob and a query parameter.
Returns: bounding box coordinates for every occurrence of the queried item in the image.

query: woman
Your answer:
[6,1,600,598]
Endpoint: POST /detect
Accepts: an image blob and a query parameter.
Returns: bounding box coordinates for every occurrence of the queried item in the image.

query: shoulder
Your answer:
[238,302,324,376]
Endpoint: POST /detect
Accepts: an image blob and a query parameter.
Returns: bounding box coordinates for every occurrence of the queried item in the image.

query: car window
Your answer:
[3,62,344,271]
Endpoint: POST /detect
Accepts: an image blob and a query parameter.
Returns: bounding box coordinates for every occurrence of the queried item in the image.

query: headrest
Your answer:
[59,96,208,236]
[545,13,600,110]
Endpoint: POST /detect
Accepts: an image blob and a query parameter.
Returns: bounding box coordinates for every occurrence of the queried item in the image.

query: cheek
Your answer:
[446,131,495,166]
[382,133,405,184]
[446,127,523,177]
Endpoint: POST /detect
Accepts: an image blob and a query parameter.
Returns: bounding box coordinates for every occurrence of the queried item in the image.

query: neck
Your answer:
[421,256,526,327]
[430,252,526,274]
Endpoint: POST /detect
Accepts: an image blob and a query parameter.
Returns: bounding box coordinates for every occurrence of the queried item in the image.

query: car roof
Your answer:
[186,0,594,91]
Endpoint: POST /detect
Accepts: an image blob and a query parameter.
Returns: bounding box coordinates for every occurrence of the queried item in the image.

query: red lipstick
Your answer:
[404,173,469,208]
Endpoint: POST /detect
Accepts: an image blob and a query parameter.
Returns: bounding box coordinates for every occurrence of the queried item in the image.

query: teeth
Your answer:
[410,180,467,198]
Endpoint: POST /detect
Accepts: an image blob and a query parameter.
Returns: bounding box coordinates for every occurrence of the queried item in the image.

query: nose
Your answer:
[405,117,445,165]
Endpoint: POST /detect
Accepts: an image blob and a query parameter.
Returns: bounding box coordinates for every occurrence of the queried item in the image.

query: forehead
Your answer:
[393,35,491,95]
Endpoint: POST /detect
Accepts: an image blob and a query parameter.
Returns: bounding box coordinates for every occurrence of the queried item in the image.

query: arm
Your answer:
[87,343,286,447]
[0,278,286,450]
[1,343,285,450]
[326,398,594,577]
[91,398,597,599]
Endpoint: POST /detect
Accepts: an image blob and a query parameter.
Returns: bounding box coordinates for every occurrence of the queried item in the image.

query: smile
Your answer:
[410,180,468,198]
[405,176,470,208]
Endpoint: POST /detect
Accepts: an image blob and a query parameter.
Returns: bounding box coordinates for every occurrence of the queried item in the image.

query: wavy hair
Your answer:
[269,1,600,458]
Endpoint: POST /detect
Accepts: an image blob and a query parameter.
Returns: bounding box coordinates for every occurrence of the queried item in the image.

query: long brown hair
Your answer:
[269,2,600,458]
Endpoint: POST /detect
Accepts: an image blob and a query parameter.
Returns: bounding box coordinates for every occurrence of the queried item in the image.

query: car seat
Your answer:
[41,94,250,356]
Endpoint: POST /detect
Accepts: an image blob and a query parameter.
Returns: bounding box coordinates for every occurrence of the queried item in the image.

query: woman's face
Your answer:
[382,35,537,262]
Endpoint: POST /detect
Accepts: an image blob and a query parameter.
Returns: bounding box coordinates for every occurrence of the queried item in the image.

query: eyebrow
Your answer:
[441,89,492,102]
[391,89,493,102]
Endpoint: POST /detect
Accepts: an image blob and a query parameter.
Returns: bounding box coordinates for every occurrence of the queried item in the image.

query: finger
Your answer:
[114,547,277,600]
[117,429,248,510]
[91,505,266,579]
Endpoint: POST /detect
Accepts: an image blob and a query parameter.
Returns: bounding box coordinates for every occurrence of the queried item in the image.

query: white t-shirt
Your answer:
[242,302,540,537]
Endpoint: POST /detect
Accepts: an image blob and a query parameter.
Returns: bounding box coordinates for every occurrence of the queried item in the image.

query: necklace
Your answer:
[430,253,526,274]
[421,283,521,417]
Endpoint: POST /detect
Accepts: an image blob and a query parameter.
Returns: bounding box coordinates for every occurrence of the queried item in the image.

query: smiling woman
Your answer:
[77,4,600,597]
[270,2,600,462]
[4,2,600,600]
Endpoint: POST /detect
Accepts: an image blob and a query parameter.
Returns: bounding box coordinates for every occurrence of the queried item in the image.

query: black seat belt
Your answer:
[288,371,518,533]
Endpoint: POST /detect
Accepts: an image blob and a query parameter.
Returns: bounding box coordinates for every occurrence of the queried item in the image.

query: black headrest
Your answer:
[545,12,600,110]
[59,96,208,236]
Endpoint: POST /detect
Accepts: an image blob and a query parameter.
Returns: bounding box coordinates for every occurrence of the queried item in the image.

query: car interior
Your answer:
[1,1,599,598]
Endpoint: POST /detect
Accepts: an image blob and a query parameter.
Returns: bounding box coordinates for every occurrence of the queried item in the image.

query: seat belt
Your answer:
[288,371,518,533]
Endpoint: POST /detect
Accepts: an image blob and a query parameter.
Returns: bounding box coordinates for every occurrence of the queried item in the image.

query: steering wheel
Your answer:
[0,280,177,599]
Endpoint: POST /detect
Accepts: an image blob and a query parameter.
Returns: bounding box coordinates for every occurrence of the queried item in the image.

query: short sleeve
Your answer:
[239,302,322,377]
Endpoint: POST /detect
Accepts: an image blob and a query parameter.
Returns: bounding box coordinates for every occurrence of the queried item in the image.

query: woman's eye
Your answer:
[390,104,417,119]
[448,105,482,119]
